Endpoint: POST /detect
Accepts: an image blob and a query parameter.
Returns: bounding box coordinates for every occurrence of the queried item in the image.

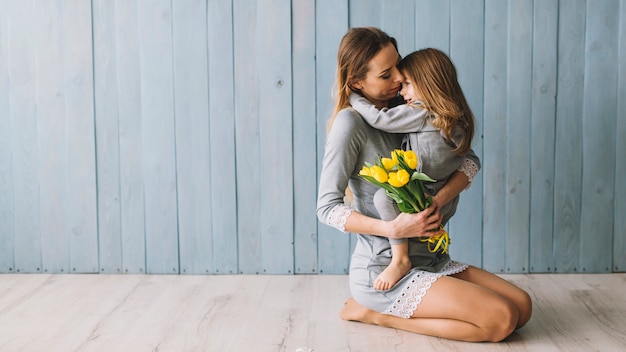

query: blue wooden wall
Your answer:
[0,0,624,275]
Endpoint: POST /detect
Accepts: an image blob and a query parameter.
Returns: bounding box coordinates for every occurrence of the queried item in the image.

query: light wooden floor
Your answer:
[1,273,625,352]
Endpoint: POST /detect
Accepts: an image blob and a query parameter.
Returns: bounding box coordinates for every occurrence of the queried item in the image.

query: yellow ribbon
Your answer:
[419,225,450,254]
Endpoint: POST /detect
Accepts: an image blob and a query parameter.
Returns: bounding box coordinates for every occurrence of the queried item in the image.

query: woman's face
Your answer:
[351,43,403,108]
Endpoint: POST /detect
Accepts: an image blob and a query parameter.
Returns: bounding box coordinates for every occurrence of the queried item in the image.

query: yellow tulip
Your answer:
[388,169,410,187]
[404,150,418,169]
[359,166,371,176]
[381,157,397,171]
[391,149,404,163]
[370,165,388,183]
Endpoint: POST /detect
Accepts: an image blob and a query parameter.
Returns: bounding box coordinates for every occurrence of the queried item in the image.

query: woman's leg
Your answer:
[340,269,528,342]
[451,266,532,328]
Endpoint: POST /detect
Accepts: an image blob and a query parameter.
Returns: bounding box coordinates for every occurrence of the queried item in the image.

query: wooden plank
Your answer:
[172,0,212,275]
[529,0,558,273]
[2,274,626,351]
[62,0,98,273]
[0,0,14,273]
[615,0,626,273]
[448,0,485,267]
[8,0,43,274]
[292,0,319,274]
[138,0,179,274]
[414,0,450,51]
[207,0,238,274]
[348,0,381,29]
[382,0,415,56]
[233,0,262,274]
[580,0,619,273]
[257,0,294,274]
[115,0,147,274]
[505,0,532,274]
[554,0,585,273]
[482,0,508,273]
[315,0,350,274]
[36,0,69,274]
[92,0,123,274]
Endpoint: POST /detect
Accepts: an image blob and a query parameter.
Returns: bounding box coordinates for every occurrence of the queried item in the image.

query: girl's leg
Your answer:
[374,241,411,291]
[340,270,527,342]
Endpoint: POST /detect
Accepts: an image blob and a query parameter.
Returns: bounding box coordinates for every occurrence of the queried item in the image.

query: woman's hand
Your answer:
[387,204,443,239]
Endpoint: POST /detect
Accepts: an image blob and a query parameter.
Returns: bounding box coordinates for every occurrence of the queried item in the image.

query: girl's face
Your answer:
[351,43,403,108]
[399,74,421,105]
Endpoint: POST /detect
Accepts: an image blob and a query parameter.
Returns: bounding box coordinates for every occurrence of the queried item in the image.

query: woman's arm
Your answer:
[344,204,443,239]
[349,92,430,133]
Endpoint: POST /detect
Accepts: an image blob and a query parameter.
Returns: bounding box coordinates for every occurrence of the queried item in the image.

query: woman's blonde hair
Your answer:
[398,48,475,155]
[328,27,398,131]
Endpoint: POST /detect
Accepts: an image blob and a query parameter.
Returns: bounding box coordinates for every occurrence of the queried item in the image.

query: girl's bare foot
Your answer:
[338,298,377,324]
[374,256,411,290]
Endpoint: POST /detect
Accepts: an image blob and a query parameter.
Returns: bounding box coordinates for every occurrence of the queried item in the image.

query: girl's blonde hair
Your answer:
[398,48,475,155]
[328,27,398,131]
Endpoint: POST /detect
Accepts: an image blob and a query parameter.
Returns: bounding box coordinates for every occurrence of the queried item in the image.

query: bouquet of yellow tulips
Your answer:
[359,150,450,254]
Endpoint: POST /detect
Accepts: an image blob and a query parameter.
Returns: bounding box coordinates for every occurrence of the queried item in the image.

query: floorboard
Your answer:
[1,274,625,351]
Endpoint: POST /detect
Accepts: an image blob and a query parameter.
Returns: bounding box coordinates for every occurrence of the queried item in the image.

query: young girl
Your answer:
[349,48,480,291]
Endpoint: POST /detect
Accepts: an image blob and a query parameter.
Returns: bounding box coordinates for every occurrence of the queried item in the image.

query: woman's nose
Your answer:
[391,67,403,82]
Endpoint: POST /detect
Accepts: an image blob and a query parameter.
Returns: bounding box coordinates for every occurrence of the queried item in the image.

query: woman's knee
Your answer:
[482,299,519,342]
[515,290,533,329]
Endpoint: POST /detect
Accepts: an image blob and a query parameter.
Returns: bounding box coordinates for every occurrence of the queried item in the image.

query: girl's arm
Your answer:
[350,92,430,133]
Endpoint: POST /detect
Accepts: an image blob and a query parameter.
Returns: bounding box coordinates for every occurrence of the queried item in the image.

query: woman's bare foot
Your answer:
[338,298,377,324]
[374,256,411,290]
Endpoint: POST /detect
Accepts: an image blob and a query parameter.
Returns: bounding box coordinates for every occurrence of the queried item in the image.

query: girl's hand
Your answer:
[388,203,443,239]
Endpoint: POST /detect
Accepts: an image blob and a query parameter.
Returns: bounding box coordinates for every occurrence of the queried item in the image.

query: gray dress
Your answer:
[317,107,469,318]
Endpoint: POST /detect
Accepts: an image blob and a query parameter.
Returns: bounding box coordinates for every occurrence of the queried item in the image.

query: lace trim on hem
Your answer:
[326,204,352,233]
[458,158,479,189]
[383,261,469,318]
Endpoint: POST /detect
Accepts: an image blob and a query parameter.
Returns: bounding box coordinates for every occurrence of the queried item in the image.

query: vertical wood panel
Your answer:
[580,0,619,273]
[482,0,508,273]
[505,0,532,274]
[138,0,179,274]
[315,0,350,274]
[93,0,123,274]
[292,0,319,274]
[257,0,294,274]
[530,0,558,273]
[615,0,626,272]
[382,0,415,56]
[554,0,585,273]
[233,0,262,274]
[63,0,98,273]
[9,0,43,274]
[0,0,14,273]
[37,1,69,273]
[449,0,484,267]
[116,0,147,274]
[207,0,238,274]
[172,0,212,274]
[349,0,382,28]
[414,0,450,51]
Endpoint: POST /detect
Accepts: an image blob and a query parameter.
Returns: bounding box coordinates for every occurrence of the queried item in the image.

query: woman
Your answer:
[316,27,532,342]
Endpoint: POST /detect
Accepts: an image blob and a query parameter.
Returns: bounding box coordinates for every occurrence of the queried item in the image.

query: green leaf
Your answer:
[411,171,436,183]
